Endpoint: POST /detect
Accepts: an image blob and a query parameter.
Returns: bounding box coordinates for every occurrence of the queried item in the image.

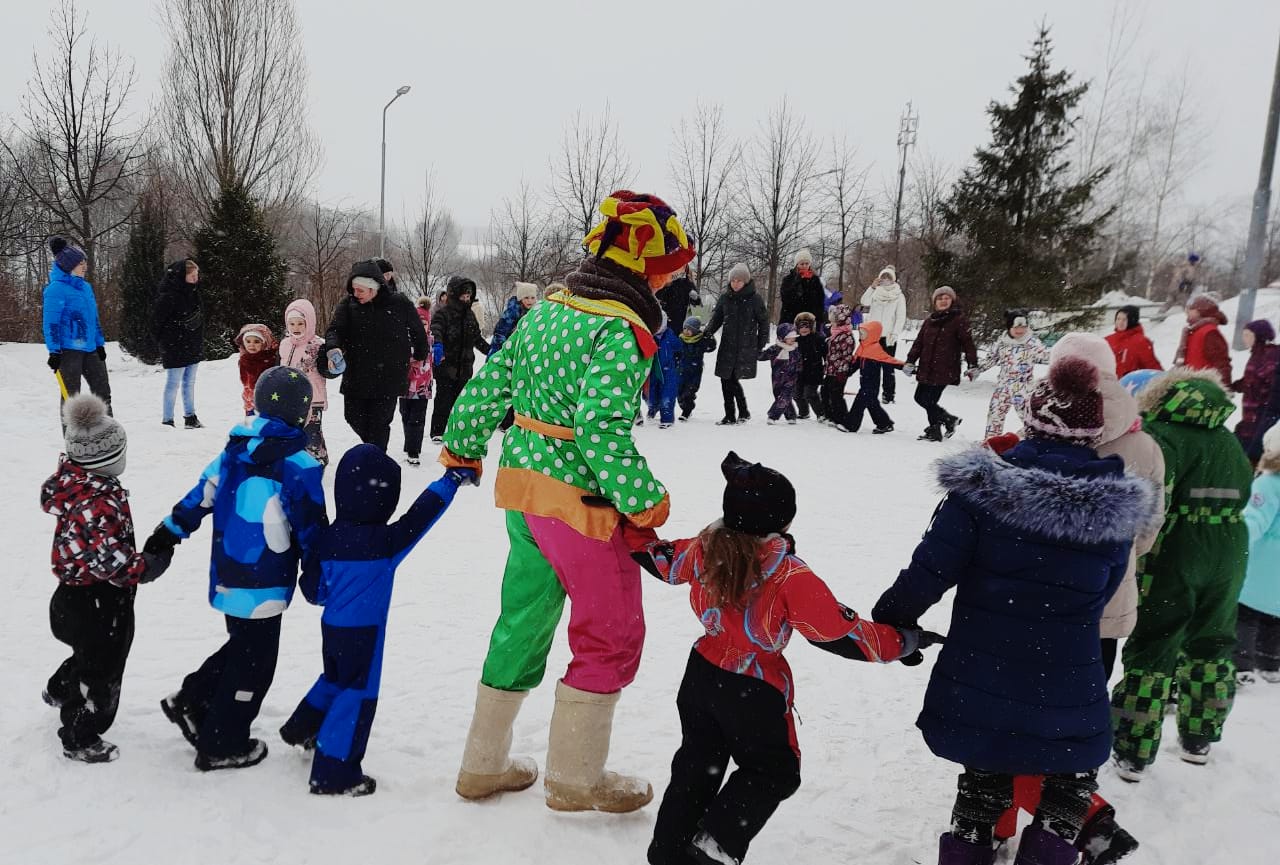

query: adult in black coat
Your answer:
[705,264,769,424]
[429,275,491,440]
[777,249,825,327]
[656,270,699,331]
[324,259,430,450]
[151,258,205,428]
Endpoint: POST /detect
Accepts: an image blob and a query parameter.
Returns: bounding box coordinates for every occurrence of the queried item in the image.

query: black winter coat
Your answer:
[905,307,978,386]
[657,277,698,331]
[150,261,204,368]
[778,269,825,327]
[706,281,769,380]
[430,278,490,385]
[324,260,429,398]
[796,330,827,386]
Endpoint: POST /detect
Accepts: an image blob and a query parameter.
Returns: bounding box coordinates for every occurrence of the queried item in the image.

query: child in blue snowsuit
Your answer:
[646,323,682,427]
[280,444,477,795]
[676,317,716,421]
[147,367,327,771]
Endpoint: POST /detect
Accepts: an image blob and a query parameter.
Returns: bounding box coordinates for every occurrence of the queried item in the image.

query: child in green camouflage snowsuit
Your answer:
[1111,368,1252,777]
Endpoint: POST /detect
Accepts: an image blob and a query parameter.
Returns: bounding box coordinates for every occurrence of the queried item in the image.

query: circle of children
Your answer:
[36,187,1280,865]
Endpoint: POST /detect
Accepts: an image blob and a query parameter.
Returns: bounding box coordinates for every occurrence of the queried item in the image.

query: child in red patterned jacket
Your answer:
[40,395,169,763]
[636,451,941,865]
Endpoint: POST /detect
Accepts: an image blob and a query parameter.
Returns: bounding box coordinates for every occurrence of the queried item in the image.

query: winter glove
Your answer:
[139,548,173,584]
[631,541,675,578]
[96,345,107,361]
[432,342,445,366]
[965,368,980,381]
[898,628,946,667]
[438,447,483,480]
[47,352,62,371]
[144,524,182,557]
[902,362,916,377]
[620,522,659,552]
[444,467,479,488]
[325,348,346,376]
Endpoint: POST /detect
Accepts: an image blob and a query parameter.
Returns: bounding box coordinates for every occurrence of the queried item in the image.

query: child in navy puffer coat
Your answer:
[676,317,716,420]
[280,444,477,795]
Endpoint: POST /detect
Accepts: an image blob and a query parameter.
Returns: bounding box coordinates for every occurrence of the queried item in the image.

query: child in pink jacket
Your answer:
[280,299,329,465]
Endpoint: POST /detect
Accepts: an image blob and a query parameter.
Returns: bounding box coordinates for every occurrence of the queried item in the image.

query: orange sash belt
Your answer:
[514,413,576,441]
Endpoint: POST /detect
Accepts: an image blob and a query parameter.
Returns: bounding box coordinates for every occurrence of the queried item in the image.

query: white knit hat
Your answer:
[795,248,814,267]
[515,282,538,302]
[63,394,127,476]
[728,263,751,284]
[1264,424,1280,459]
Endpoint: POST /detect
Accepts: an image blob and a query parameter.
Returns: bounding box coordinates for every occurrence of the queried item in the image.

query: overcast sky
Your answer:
[3,0,1279,241]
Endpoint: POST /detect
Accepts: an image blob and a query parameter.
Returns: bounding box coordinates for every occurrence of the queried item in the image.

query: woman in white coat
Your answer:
[860,266,907,403]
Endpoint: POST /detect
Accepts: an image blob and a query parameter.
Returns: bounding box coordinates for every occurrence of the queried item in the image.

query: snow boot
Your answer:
[873,423,894,434]
[456,683,539,801]
[689,831,739,865]
[1178,733,1211,764]
[1262,670,1280,683]
[660,422,673,429]
[1077,805,1139,865]
[311,775,377,797]
[544,681,652,813]
[161,419,175,428]
[1236,670,1256,686]
[715,416,736,426]
[161,692,201,748]
[943,414,962,438]
[1111,754,1145,783]
[42,688,61,708]
[278,717,317,752]
[1013,825,1078,865]
[919,425,944,442]
[406,455,421,467]
[184,414,204,429]
[64,738,119,764]
[938,833,996,865]
[195,739,268,772]
[738,412,751,423]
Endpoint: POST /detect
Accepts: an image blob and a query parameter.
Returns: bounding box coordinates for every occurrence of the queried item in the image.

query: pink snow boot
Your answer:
[938,833,996,865]
[1014,825,1080,865]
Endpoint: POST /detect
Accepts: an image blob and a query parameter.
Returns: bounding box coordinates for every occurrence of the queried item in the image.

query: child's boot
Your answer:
[160,692,202,748]
[544,681,651,813]
[938,833,995,865]
[194,738,268,772]
[456,683,539,800]
[311,775,377,797]
[1076,804,1139,865]
[919,425,944,442]
[1013,825,1078,865]
[689,831,740,865]
[64,738,119,764]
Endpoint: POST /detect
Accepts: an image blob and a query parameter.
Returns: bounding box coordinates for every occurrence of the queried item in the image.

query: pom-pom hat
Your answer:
[721,451,796,537]
[1022,358,1107,446]
[63,394,127,476]
[49,236,86,273]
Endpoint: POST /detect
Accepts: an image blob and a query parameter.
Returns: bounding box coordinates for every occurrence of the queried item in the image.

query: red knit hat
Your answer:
[1186,294,1227,324]
[1022,358,1106,446]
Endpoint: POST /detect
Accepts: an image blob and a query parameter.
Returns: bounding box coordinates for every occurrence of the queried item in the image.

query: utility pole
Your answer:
[1235,33,1280,349]
[892,101,919,262]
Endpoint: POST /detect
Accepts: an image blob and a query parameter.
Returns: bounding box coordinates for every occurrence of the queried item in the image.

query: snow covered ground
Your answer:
[2,290,1278,865]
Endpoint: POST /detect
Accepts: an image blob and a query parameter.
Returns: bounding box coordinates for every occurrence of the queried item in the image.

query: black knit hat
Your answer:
[1119,305,1141,330]
[254,366,313,429]
[721,451,796,537]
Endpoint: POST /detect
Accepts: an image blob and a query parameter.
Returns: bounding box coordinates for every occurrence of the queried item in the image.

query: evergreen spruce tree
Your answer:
[926,27,1114,336]
[195,183,290,359]
[119,196,167,363]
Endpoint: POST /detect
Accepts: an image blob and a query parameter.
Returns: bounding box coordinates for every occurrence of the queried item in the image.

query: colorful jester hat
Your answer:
[583,190,696,276]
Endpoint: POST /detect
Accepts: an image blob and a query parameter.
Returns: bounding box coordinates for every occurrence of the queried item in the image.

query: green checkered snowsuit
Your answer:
[1111,371,1252,767]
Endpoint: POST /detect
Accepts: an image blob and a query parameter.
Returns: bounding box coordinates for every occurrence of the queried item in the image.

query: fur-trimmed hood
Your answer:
[1136,366,1235,429]
[935,442,1160,545]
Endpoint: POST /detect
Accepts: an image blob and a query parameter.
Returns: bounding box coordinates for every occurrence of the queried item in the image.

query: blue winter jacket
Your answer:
[300,444,459,628]
[1240,471,1280,618]
[164,415,328,619]
[42,264,105,353]
[488,296,527,357]
[873,440,1158,774]
[676,333,716,382]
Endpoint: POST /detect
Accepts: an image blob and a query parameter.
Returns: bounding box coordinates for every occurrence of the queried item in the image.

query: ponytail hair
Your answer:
[698,523,764,609]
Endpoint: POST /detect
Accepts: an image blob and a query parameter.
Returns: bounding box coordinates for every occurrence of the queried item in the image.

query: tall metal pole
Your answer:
[1234,34,1280,349]
[892,101,918,262]
[379,86,411,260]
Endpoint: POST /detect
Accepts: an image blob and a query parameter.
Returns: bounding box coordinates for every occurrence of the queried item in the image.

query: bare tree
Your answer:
[669,103,740,290]
[489,179,573,287]
[160,0,320,218]
[1140,66,1209,296]
[1,0,146,283]
[819,135,869,297]
[550,106,632,239]
[1077,1,1144,180]
[396,172,460,299]
[285,199,365,326]
[736,99,819,315]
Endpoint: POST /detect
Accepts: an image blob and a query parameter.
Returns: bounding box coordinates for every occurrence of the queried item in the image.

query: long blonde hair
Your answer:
[698,524,764,609]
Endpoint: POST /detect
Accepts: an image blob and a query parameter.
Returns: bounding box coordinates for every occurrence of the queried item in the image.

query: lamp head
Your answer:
[396,85,411,96]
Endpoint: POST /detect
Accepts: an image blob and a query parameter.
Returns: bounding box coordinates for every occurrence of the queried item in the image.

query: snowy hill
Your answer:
[1,296,1278,864]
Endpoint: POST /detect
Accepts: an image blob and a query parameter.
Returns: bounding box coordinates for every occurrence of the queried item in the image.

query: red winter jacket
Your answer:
[1177,319,1231,383]
[40,457,146,587]
[1105,325,1163,378]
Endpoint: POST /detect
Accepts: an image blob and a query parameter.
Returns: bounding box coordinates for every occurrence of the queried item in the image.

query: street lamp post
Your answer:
[1234,34,1280,349]
[379,85,412,259]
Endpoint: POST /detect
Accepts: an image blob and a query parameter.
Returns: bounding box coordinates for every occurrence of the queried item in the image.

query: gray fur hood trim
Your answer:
[935,446,1161,546]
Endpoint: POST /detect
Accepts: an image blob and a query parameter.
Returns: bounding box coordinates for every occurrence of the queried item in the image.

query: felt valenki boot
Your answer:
[544,681,652,813]
[1013,825,1080,865]
[455,683,539,800]
[938,833,996,865]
